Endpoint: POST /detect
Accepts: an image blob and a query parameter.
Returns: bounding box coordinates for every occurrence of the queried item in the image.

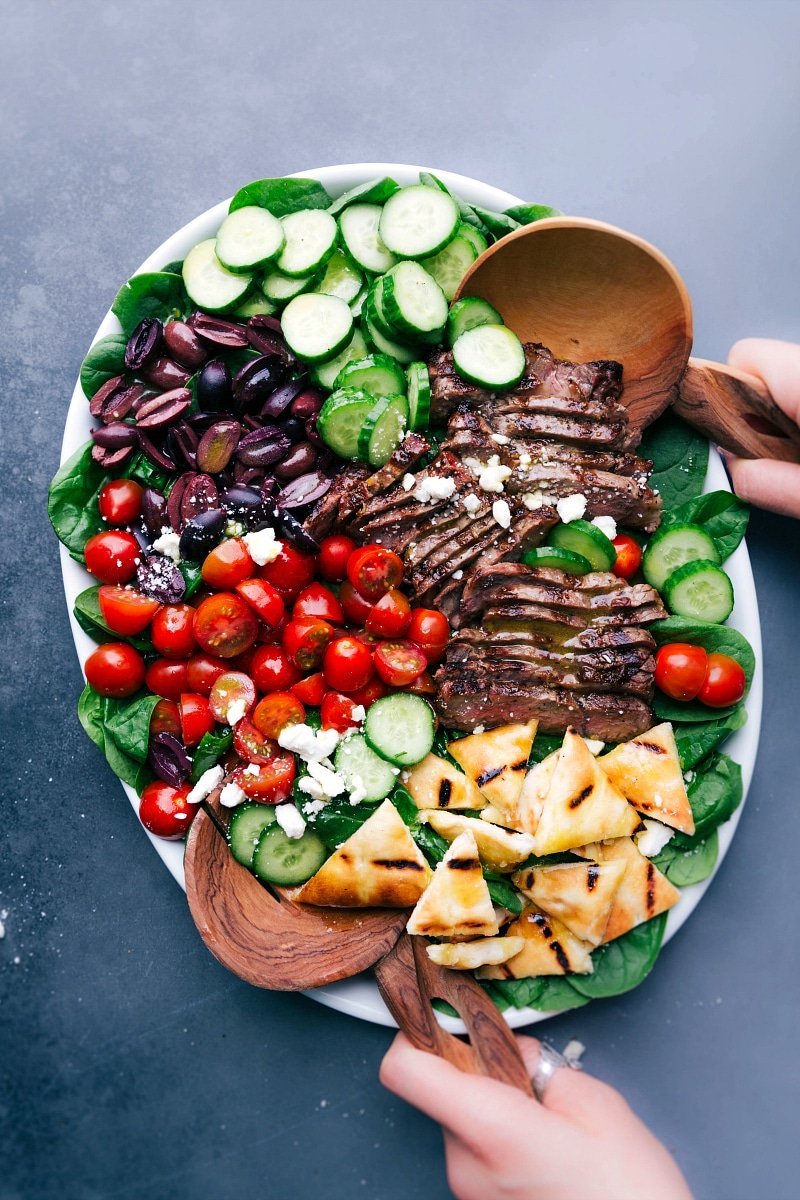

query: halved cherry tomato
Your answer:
[145,658,189,701]
[208,672,257,724]
[347,677,389,707]
[85,642,146,697]
[283,617,335,671]
[178,693,215,747]
[698,653,746,708]
[186,653,229,695]
[261,544,317,595]
[150,698,182,739]
[253,692,306,739]
[84,530,140,584]
[339,579,374,626]
[320,691,364,733]
[318,534,357,582]
[201,539,255,589]
[229,753,295,804]
[251,644,301,693]
[291,672,326,706]
[193,592,259,658]
[98,585,161,636]
[323,636,374,693]
[98,478,143,526]
[235,577,285,627]
[233,719,276,764]
[365,588,411,637]
[612,534,643,581]
[346,545,404,599]
[402,669,436,696]
[407,608,450,664]
[655,643,709,701]
[139,781,198,839]
[293,582,344,625]
[151,603,197,659]
[373,640,427,687]
[256,611,290,644]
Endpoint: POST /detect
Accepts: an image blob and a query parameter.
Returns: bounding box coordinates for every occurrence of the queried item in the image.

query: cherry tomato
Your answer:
[698,653,746,708]
[228,645,257,676]
[293,582,344,625]
[323,636,374,693]
[612,534,643,580]
[261,544,317,595]
[178,693,215,747]
[186,653,229,696]
[85,642,146,697]
[253,692,306,739]
[145,658,189,701]
[256,611,290,645]
[151,603,197,659]
[208,672,257,724]
[98,585,160,636]
[139,781,198,839]
[98,478,144,526]
[402,669,436,696]
[318,534,357,581]
[291,672,326,706]
[283,617,335,671]
[250,644,301,693]
[84,530,140,585]
[193,592,259,658]
[407,608,450,664]
[340,579,374,626]
[233,719,277,764]
[346,545,404,600]
[229,753,295,804]
[320,691,364,734]
[201,538,255,589]
[347,677,389,707]
[365,588,412,637]
[373,640,427,687]
[655,643,709,701]
[150,698,182,739]
[235,577,285,627]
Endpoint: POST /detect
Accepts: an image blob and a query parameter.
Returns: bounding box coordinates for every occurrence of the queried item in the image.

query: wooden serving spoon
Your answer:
[455,215,800,462]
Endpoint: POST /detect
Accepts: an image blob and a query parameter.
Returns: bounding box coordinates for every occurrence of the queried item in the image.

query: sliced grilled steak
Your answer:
[459,562,666,624]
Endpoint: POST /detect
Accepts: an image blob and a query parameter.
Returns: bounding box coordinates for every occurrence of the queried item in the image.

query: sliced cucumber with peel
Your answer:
[215,205,285,273]
[451,323,525,390]
[663,560,734,622]
[379,185,459,259]
[276,209,338,278]
[364,309,418,364]
[280,293,353,363]
[456,223,489,256]
[228,802,277,868]
[547,520,616,572]
[522,546,592,575]
[357,393,409,466]
[316,249,364,304]
[230,292,279,319]
[261,267,316,304]
[251,823,327,886]
[335,353,406,397]
[316,387,376,458]
[381,261,448,342]
[310,327,368,391]
[447,296,503,347]
[339,203,397,273]
[364,694,436,767]
[420,235,478,301]
[642,524,720,591]
[406,362,431,431]
[334,734,397,803]
[182,240,252,313]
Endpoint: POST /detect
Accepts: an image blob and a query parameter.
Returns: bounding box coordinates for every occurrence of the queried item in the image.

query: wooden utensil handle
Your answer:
[675,358,800,462]
[374,933,533,1095]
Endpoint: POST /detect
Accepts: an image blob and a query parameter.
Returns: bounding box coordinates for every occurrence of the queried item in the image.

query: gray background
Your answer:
[1,1,799,1197]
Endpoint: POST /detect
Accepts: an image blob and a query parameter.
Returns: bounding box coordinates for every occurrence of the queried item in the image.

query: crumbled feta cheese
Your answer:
[583,739,605,756]
[453,569,464,580]
[279,723,340,762]
[226,698,247,726]
[636,819,675,857]
[556,493,587,524]
[350,704,366,725]
[402,473,416,491]
[153,528,181,563]
[464,456,481,474]
[522,490,545,511]
[244,763,260,777]
[348,775,367,805]
[275,803,306,839]
[462,493,481,514]
[591,515,617,541]
[683,770,695,784]
[518,451,532,467]
[479,462,513,493]
[414,476,456,503]
[307,758,347,797]
[490,433,510,445]
[298,776,326,800]
[303,799,326,818]
[492,498,511,529]
[242,526,283,566]
[400,770,410,782]
[472,725,485,735]
[220,781,247,808]
[186,764,225,806]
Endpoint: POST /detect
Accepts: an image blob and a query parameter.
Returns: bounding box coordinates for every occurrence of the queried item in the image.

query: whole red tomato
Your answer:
[139,781,198,839]
[84,530,140,584]
[318,535,357,581]
[251,644,301,693]
[186,653,229,695]
[261,544,317,595]
[178,693,215,747]
[201,539,255,589]
[151,604,197,659]
[293,583,344,625]
[366,588,412,638]
[98,478,143,526]
[655,643,709,701]
[145,659,189,701]
[339,579,374,626]
[612,534,643,581]
[323,636,374,693]
[407,608,450,664]
[698,653,746,708]
[85,643,146,697]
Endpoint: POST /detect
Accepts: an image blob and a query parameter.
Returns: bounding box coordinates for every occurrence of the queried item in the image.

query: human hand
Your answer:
[721,339,800,518]
[381,1032,692,1200]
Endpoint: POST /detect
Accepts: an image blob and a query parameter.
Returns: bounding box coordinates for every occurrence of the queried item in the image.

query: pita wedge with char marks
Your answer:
[422,809,535,872]
[426,937,526,970]
[598,722,695,835]
[403,753,487,810]
[478,905,594,979]
[574,837,680,942]
[533,728,640,855]
[448,720,538,814]
[407,829,499,938]
[298,799,431,908]
[516,751,559,836]
[512,860,627,946]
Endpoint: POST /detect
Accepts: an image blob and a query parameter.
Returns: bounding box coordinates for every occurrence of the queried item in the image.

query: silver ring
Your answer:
[531,1043,574,1101]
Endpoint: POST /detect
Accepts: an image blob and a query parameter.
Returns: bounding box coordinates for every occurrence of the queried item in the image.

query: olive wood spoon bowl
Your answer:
[455,216,800,462]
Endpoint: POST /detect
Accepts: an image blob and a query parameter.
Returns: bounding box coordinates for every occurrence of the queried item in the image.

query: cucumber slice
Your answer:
[366,277,402,339]
[420,235,478,301]
[276,209,338,278]
[215,205,285,273]
[451,323,525,390]
[406,362,431,431]
[548,519,617,571]
[349,284,369,317]
[379,185,459,259]
[251,824,327,886]
[310,327,368,391]
[280,293,353,363]
[228,802,278,868]
[316,387,375,458]
[316,249,364,304]
[364,309,418,365]
[364,694,435,767]
[334,734,397,803]
[182,239,252,313]
[642,524,720,591]
[381,261,448,342]
[339,203,397,273]
[357,393,409,467]
[261,266,316,304]
[663,560,734,622]
[446,296,504,347]
[335,353,406,397]
[457,223,489,256]
[231,292,279,318]
[522,546,593,575]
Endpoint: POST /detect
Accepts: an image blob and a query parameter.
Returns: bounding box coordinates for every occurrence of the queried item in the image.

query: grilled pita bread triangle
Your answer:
[574,837,680,942]
[422,809,535,872]
[407,829,499,938]
[298,799,431,908]
[512,859,627,946]
[598,723,695,835]
[533,729,640,854]
[403,753,487,810]
[480,804,517,829]
[448,720,537,813]
[517,752,558,835]
[478,905,593,979]
[426,937,526,970]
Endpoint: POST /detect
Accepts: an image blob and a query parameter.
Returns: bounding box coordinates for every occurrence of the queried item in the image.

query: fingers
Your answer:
[721,453,800,519]
[727,338,800,425]
[518,1035,630,1130]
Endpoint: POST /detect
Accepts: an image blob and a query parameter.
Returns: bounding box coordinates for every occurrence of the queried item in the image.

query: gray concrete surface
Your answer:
[1,2,799,1197]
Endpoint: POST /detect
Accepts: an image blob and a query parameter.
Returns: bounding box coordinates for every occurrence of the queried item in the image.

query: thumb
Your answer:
[719,452,800,519]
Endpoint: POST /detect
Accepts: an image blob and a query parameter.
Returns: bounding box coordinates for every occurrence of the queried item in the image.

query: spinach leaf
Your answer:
[651,617,755,696]
[328,177,399,214]
[104,694,160,763]
[391,785,419,828]
[569,913,668,999]
[530,734,561,764]
[111,272,188,337]
[418,172,494,239]
[485,975,590,1012]
[229,177,331,216]
[469,206,522,239]
[77,682,107,749]
[179,561,204,599]
[413,823,450,866]
[639,412,709,510]
[655,830,718,887]
[122,451,174,495]
[48,441,107,562]
[677,753,742,844]
[76,684,154,792]
[190,728,233,783]
[484,873,524,916]
[161,259,184,275]
[73,585,154,653]
[661,490,749,561]
[307,798,374,850]
[504,203,564,224]
[101,733,153,791]
[674,707,747,770]
[79,333,128,399]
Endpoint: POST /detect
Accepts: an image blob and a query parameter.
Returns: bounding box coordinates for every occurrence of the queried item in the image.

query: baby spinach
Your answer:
[328,177,399,214]
[104,693,161,763]
[679,753,742,844]
[655,830,718,887]
[111,272,188,337]
[77,684,155,792]
[229,177,331,216]
[179,561,204,599]
[484,873,524,916]
[307,798,373,850]
[73,585,154,653]
[485,975,590,1013]
[190,728,233,783]
[122,451,174,495]
[530,734,561,764]
[160,259,184,275]
[639,412,709,511]
[674,707,747,771]
[504,203,564,225]
[470,205,521,239]
[48,441,108,562]
[661,490,749,561]
[568,912,668,999]
[79,333,128,399]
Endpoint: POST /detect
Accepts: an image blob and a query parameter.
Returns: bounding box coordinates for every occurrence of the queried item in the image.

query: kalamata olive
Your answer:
[128,523,151,555]
[141,356,191,390]
[187,410,223,431]
[197,360,232,412]
[148,732,192,787]
[260,477,276,502]
[163,319,209,369]
[90,444,135,469]
[289,388,325,421]
[91,421,139,449]
[247,313,282,336]
[232,463,268,488]
[305,418,325,449]
[167,423,199,469]
[137,431,178,472]
[260,505,320,555]
[165,472,194,533]
[180,473,219,524]
[276,471,331,509]
[136,554,186,604]
[274,441,318,480]
[236,425,291,468]
[247,314,293,361]
[89,377,146,424]
[124,318,163,371]
[278,416,305,444]
[135,387,193,430]
[179,507,227,560]
[261,376,308,420]
[220,485,266,518]
[196,419,242,474]
[233,355,287,412]
[141,488,167,537]
[190,312,250,348]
